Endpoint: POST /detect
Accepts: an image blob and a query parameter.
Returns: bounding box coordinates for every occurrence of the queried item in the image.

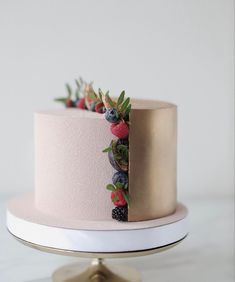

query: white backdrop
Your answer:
[0,0,234,199]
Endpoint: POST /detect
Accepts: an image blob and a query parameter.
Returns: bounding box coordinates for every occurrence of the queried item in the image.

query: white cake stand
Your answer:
[7,196,188,282]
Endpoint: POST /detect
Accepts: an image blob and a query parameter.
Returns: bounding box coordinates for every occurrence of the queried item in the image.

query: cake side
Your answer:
[35,109,115,221]
[35,100,177,222]
[128,105,177,221]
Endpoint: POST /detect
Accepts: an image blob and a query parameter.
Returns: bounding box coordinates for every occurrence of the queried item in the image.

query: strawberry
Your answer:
[111,190,127,206]
[76,97,86,109]
[95,102,106,113]
[111,122,129,138]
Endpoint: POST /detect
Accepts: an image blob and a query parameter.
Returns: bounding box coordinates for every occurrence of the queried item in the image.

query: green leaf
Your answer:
[89,91,98,101]
[105,92,115,107]
[125,104,132,117]
[123,192,130,206]
[54,97,67,103]
[75,79,80,89]
[114,154,122,160]
[117,90,125,106]
[65,84,72,98]
[98,88,103,95]
[98,91,103,102]
[112,195,119,203]
[117,144,128,151]
[106,184,116,191]
[121,160,128,165]
[111,140,117,150]
[115,182,124,189]
[75,88,80,100]
[121,97,130,112]
[124,183,128,190]
[102,147,112,153]
[79,77,84,85]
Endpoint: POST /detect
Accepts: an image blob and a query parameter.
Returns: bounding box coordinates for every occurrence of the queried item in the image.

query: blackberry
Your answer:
[112,206,128,222]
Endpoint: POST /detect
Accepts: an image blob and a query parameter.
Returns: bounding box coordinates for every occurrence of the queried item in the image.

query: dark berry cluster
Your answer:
[112,206,128,222]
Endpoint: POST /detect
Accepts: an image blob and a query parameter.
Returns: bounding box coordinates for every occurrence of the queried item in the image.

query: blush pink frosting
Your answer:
[35,109,115,220]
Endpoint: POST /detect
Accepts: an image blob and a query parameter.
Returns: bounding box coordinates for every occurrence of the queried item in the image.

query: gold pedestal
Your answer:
[11,232,187,282]
[53,258,141,282]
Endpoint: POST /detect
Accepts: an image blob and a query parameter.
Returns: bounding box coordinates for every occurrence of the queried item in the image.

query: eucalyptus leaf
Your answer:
[114,154,122,160]
[98,92,103,102]
[75,79,80,89]
[123,192,130,206]
[106,184,116,191]
[102,147,112,153]
[112,195,119,203]
[105,92,115,107]
[54,97,67,102]
[65,83,72,98]
[117,91,125,106]
[115,182,124,189]
[125,104,132,117]
[117,144,128,151]
[121,160,128,165]
[89,92,97,100]
[75,88,80,100]
[121,97,130,112]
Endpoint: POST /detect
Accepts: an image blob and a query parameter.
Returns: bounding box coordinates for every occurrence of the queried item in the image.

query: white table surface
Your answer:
[0,194,234,282]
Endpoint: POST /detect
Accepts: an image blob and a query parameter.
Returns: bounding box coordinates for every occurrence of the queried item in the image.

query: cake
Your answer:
[6,77,189,255]
[34,78,177,223]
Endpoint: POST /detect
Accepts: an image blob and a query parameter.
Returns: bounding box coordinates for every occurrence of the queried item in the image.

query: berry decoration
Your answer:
[90,102,97,112]
[95,102,106,113]
[54,83,75,108]
[111,122,129,139]
[101,90,131,221]
[105,108,120,123]
[103,140,128,172]
[111,190,127,206]
[112,171,128,186]
[112,206,128,221]
[76,97,86,109]
[54,77,131,222]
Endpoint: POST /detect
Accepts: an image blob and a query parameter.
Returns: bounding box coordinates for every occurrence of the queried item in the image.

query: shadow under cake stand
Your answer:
[6,193,188,282]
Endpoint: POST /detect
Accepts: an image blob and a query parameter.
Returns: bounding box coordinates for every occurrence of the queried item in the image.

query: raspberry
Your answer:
[66,99,74,108]
[76,97,86,109]
[111,190,126,206]
[111,122,129,138]
[112,206,128,221]
[95,102,106,113]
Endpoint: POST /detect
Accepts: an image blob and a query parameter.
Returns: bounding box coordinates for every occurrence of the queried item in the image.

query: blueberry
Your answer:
[112,171,128,186]
[105,108,120,123]
[75,98,80,107]
[90,102,97,112]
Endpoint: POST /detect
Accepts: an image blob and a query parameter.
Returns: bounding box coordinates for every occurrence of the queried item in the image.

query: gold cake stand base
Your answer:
[53,258,141,282]
[11,233,186,282]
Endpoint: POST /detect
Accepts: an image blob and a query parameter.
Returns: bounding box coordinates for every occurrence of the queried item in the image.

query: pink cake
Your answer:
[34,95,177,222]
